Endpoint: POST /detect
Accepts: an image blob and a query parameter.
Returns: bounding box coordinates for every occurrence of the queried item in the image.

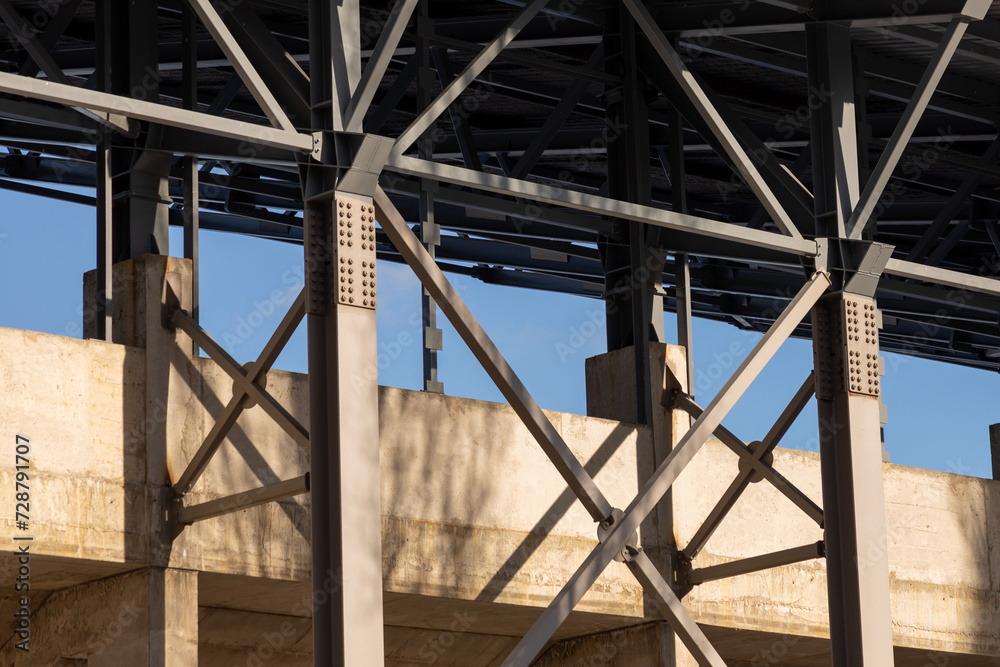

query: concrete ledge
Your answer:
[1,328,998,663]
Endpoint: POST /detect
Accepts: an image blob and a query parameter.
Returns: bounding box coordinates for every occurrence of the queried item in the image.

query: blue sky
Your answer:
[1,187,997,478]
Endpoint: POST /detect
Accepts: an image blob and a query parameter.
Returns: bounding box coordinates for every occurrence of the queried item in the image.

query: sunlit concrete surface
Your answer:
[0,313,997,665]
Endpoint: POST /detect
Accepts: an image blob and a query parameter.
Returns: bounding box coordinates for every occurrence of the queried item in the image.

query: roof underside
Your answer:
[0,0,999,370]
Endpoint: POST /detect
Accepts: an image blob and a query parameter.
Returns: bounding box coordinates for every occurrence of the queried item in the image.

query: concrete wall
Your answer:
[0,325,998,664]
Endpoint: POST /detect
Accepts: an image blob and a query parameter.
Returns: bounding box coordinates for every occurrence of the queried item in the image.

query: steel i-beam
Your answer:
[813,292,894,665]
[305,0,384,661]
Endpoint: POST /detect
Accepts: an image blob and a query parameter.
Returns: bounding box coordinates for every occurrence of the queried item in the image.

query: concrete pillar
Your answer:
[585,342,697,666]
[84,255,195,560]
[0,568,197,665]
[991,423,1000,481]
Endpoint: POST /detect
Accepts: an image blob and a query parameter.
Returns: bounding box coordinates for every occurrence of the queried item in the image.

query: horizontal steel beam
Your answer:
[0,71,313,153]
[884,258,1000,298]
[386,155,820,257]
[688,541,825,585]
[178,474,309,524]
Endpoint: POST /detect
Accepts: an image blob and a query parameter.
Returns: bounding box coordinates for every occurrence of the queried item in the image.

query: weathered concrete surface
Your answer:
[0,567,197,665]
[584,343,1000,665]
[0,320,647,662]
[0,319,998,664]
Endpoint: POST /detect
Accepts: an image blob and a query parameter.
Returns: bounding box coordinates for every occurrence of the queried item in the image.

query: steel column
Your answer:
[182,2,200,353]
[602,7,661,425]
[94,0,112,342]
[812,293,895,666]
[306,0,384,662]
[418,14,444,393]
[666,104,694,392]
[807,23,860,239]
[304,195,385,666]
[991,423,1000,481]
[809,22,896,660]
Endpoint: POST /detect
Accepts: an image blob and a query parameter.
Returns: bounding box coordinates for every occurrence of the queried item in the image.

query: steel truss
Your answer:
[3,0,1000,664]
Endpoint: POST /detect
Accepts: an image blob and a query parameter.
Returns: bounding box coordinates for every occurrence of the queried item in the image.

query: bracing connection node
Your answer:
[597,508,639,563]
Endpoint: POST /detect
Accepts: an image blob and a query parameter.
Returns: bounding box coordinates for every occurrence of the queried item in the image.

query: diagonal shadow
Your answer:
[474,423,635,603]
[174,354,310,542]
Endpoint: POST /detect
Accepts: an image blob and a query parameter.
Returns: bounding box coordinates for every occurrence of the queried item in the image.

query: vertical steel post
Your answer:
[812,293,895,665]
[667,104,694,394]
[95,141,113,342]
[417,13,443,393]
[182,2,199,354]
[602,7,661,424]
[808,23,895,666]
[807,24,860,240]
[108,0,171,258]
[990,423,1000,481]
[305,1,384,664]
[94,0,112,342]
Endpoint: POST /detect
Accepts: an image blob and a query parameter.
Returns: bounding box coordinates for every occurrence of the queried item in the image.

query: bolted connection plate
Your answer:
[336,196,377,310]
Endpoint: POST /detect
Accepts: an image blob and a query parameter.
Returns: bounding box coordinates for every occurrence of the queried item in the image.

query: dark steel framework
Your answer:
[3,0,1000,664]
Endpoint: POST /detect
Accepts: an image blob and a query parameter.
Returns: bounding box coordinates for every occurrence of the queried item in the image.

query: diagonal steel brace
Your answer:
[171,308,310,452]
[680,372,818,560]
[174,291,306,495]
[672,390,823,528]
[374,187,723,664]
[501,270,831,665]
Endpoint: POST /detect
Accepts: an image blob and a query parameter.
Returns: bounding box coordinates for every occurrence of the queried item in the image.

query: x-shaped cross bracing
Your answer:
[375,186,832,666]
[170,291,310,524]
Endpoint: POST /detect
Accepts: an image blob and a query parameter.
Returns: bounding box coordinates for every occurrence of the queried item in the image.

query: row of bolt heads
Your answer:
[846,350,879,392]
[339,257,375,306]
[338,201,376,251]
